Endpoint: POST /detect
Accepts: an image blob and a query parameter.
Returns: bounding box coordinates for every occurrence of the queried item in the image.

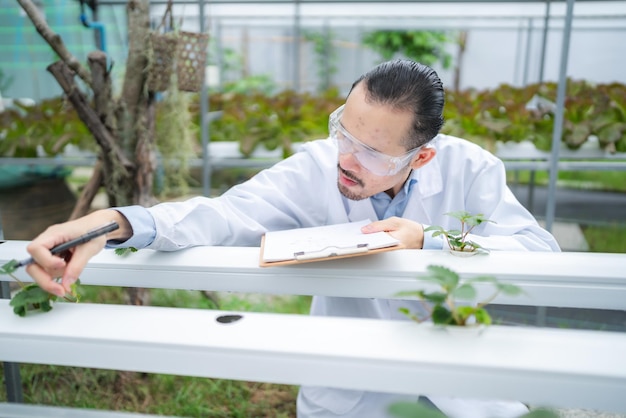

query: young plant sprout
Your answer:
[425,210,495,253]
[1,259,80,317]
[1,246,138,317]
[396,265,523,326]
[389,401,559,418]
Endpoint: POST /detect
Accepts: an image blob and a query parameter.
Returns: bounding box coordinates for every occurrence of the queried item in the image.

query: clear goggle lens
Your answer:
[329,105,420,176]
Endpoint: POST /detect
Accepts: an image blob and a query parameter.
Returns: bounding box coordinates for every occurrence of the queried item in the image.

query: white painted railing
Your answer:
[1,242,625,415]
[1,242,625,310]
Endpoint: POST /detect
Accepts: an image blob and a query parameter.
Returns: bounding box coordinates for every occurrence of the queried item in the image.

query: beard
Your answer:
[337,165,367,201]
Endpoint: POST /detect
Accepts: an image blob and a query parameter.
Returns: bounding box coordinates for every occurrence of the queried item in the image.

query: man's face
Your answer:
[335,83,421,201]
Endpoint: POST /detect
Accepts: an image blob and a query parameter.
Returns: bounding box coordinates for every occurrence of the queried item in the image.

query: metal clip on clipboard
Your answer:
[293,243,369,261]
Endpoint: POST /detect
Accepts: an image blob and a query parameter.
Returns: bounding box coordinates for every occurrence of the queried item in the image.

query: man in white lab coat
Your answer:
[25,59,560,418]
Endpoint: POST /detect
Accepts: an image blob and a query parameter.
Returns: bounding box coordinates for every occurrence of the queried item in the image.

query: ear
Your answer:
[409,147,436,170]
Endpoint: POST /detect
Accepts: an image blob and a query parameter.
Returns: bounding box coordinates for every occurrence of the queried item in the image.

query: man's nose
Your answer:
[338,152,362,172]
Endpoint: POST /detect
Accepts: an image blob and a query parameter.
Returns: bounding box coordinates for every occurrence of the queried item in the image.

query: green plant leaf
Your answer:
[452,283,476,300]
[431,305,454,325]
[455,305,476,323]
[9,283,58,316]
[496,282,524,296]
[520,408,559,418]
[9,284,50,306]
[388,401,446,418]
[394,290,424,299]
[448,237,464,249]
[466,275,495,282]
[429,231,445,239]
[465,214,494,228]
[0,260,19,275]
[473,308,492,325]
[445,229,463,236]
[398,307,411,316]
[68,279,82,303]
[114,247,138,257]
[464,240,483,249]
[426,265,459,289]
[419,291,448,304]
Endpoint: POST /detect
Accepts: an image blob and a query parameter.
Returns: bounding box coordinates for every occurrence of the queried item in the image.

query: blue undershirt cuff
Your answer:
[105,206,157,249]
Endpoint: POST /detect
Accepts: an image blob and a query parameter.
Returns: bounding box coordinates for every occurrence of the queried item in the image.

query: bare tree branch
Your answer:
[70,160,104,220]
[16,0,93,88]
[47,61,133,170]
[122,0,151,109]
[88,50,117,132]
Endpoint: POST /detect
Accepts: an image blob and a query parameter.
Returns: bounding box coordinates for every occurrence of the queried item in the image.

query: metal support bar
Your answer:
[199,0,211,197]
[0,212,24,404]
[293,0,301,92]
[545,0,576,232]
[522,17,533,86]
[538,0,552,84]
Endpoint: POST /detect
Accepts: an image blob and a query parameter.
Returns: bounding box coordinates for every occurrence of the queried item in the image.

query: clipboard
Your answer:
[259,220,404,267]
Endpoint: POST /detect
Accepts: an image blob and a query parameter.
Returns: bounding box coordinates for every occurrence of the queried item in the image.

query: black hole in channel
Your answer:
[216,314,243,324]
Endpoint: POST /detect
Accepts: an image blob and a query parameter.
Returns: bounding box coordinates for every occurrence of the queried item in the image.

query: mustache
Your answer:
[337,164,364,187]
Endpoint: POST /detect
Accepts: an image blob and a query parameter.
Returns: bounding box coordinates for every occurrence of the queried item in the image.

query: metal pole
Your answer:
[199,0,211,196]
[323,19,330,91]
[0,212,24,403]
[521,18,536,210]
[522,17,533,87]
[293,0,301,92]
[545,0,575,232]
[216,18,223,91]
[528,0,552,215]
[538,0,551,84]
[513,22,524,85]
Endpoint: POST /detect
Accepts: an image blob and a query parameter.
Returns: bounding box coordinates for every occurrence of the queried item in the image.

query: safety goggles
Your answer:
[329,105,421,177]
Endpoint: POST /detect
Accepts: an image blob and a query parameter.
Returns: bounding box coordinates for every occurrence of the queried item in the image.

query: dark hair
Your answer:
[349,59,445,149]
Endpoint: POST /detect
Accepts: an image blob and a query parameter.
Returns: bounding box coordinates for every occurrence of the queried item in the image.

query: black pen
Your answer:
[15,221,120,269]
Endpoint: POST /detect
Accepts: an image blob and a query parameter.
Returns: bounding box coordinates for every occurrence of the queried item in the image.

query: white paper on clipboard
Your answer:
[261,219,400,263]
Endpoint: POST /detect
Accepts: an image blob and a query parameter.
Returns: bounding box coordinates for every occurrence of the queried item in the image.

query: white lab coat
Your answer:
[144,134,560,418]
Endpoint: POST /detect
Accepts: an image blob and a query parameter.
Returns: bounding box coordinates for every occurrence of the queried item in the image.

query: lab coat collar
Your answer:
[344,146,443,224]
[411,146,443,199]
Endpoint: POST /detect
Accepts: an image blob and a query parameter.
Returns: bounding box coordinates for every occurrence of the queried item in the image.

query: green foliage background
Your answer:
[361,30,453,68]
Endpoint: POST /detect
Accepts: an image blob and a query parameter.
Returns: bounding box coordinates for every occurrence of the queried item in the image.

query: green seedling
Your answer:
[114,247,138,257]
[1,245,137,316]
[1,259,81,317]
[396,265,523,326]
[389,402,559,418]
[425,210,495,253]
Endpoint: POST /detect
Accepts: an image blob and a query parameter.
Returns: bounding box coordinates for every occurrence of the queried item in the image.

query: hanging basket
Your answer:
[148,31,179,92]
[176,31,209,92]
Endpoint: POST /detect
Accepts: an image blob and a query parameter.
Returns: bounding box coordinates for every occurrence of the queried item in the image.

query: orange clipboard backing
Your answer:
[259,235,405,267]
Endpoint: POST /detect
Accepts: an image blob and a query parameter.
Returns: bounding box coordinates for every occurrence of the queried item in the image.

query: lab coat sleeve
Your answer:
[145,147,332,251]
[462,155,561,252]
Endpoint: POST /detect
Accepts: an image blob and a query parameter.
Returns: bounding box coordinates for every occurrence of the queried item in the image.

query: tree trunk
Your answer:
[454,31,468,93]
[18,0,158,305]
[117,0,158,208]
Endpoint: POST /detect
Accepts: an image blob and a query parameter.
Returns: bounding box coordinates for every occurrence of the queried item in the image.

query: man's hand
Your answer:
[361,217,424,249]
[25,209,132,297]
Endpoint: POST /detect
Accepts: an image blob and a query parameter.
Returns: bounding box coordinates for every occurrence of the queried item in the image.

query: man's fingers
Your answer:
[60,238,106,291]
[362,218,400,234]
[25,263,66,297]
[361,218,424,249]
